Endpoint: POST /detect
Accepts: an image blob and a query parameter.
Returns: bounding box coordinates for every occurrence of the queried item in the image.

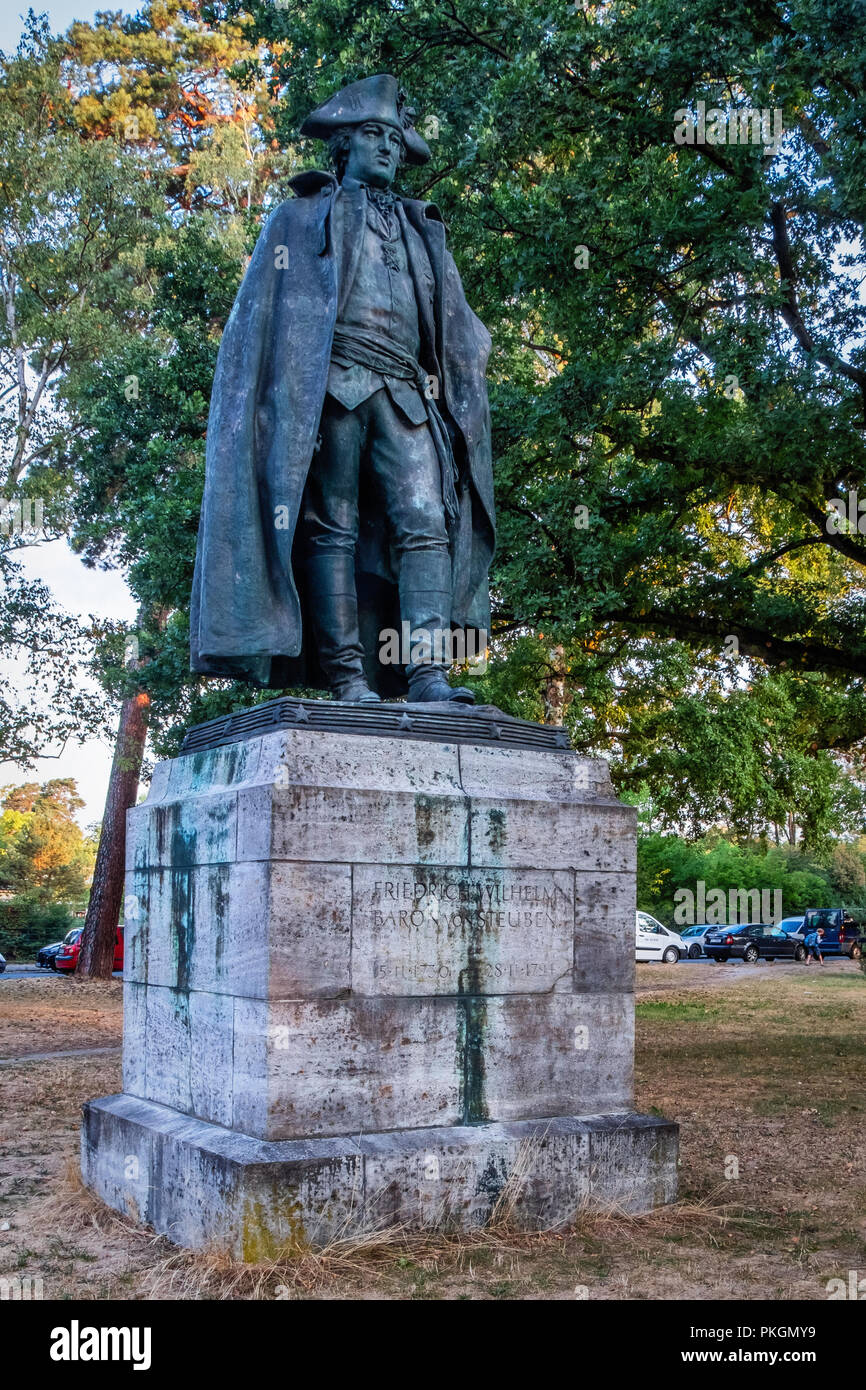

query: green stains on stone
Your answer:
[476,1153,508,1208]
[154,802,198,870]
[456,867,490,1124]
[414,793,436,850]
[153,803,204,993]
[189,741,248,792]
[190,750,210,786]
[457,873,489,994]
[487,806,506,856]
[240,1194,309,1263]
[212,868,228,973]
[221,742,247,784]
[453,867,494,1128]
[170,983,190,1035]
[130,868,151,977]
[457,995,489,1125]
[170,867,195,994]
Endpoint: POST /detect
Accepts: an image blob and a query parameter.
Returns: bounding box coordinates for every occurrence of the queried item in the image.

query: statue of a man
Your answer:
[190,75,495,704]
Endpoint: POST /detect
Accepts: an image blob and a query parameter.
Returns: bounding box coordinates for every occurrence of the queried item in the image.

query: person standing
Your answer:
[804,924,825,965]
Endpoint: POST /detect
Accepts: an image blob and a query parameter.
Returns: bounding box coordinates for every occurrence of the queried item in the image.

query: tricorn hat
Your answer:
[299,74,431,165]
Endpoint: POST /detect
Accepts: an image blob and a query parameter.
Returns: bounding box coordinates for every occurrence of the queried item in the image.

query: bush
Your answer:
[637,832,866,926]
[0,895,81,961]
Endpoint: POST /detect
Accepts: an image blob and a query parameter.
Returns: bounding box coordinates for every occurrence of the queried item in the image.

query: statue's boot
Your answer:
[400,549,475,705]
[306,552,381,703]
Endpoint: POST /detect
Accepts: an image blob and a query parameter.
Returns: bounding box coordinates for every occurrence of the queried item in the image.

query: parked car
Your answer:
[52,928,83,971]
[55,926,123,973]
[777,915,805,936]
[635,911,686,963]
[704,922,807,963]
[784,908,864,959]
[37,927,82,970]
[677,924,717,958]
[37,942,60,969]
[0,951,5,973]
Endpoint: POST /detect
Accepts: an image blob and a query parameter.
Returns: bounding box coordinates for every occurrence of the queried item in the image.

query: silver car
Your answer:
[676,924,717,959]
[775,915,805,940]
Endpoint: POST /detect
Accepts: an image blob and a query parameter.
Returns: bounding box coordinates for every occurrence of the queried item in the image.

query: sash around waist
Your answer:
[330,325,428,386]
[330,325,459,526]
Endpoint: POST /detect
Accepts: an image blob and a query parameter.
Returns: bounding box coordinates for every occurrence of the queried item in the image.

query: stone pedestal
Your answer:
[81,702,677,1257]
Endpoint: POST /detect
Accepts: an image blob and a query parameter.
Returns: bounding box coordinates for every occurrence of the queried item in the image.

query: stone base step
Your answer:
[82,1094,678,1261]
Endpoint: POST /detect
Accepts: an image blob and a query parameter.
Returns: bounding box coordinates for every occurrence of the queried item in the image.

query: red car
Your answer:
[55,927,123,973]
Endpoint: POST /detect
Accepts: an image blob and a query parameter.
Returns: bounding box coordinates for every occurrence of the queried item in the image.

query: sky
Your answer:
[0,542,137,827]
[0,3,109,52]
[0,7,140,825]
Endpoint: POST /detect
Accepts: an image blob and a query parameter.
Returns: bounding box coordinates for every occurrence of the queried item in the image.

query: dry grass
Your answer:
[41,1157,156,1246]
[1,960,864,1299]
[142,1191,745,1301]
[0,974,122,1059]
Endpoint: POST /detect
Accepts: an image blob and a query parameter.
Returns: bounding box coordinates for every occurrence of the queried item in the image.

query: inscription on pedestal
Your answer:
[351,866,574,996]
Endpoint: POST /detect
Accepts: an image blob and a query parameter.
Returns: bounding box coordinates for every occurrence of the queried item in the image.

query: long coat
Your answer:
[190,169,496,693]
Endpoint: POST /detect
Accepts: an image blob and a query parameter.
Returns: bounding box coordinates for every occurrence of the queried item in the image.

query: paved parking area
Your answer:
[1,965,122,980]
[636,954,854,994]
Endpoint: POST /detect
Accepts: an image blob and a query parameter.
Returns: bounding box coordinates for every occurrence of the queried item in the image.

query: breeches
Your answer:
[303,388,449,554]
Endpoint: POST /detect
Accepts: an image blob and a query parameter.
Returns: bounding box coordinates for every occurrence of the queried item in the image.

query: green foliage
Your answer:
[0,12,167,501]
[226,0,866,844]
[0,894,80,962]
[18,0,864,847]
[68,0,292,213]
[53,6,304,754]
[0,779,95,904]
[0,13,165,761]
[611,666,866,845]
[831,842,866,896]
[637,829,866,925]
[0,552,109,765]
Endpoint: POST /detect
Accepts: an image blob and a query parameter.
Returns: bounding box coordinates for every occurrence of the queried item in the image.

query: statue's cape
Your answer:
[190,170,495,693]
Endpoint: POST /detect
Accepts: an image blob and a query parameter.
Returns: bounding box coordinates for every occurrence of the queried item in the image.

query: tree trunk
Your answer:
[77,690,150,978]
[542,644,567,725]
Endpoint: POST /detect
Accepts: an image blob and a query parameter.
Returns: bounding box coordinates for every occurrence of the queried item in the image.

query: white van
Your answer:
[636,911,685,964]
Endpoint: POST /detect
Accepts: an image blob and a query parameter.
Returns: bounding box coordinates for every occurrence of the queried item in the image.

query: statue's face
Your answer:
[344,121,403,188]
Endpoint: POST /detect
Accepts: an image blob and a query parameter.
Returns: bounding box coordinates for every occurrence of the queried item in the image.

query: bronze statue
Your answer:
[190,75,495,703]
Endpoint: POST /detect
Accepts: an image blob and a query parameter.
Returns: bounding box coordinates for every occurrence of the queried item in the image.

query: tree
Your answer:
[0,777,95,902]
[54,2,291,974]
[830,842,866,898]
[0,16,148,764]
[27,0,865,939]
[77,685,150,976]
[68,0,284,214]
[221,0,866,844]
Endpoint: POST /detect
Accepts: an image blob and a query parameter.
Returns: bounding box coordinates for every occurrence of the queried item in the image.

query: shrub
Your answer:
[0,894,80,961]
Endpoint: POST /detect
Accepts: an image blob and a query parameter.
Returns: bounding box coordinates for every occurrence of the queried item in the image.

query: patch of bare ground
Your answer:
[0,965,863,1299]
[0,976,123,1059]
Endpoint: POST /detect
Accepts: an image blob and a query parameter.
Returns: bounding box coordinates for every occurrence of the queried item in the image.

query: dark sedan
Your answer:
[704,922,807,963]
[37,940,63,969]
